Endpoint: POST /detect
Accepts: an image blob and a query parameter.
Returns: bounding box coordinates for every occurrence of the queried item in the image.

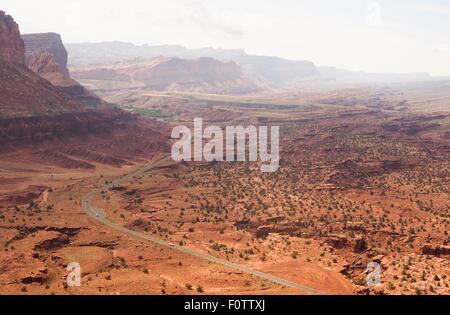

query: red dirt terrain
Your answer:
[0,11,282,295]
[0,10,449,296]
[84,89,448,295]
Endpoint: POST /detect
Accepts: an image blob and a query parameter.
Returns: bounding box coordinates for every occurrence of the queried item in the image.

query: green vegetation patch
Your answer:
[124,106,178,120]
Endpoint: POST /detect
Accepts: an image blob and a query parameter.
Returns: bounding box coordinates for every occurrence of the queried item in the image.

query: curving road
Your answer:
[80,157,325,294]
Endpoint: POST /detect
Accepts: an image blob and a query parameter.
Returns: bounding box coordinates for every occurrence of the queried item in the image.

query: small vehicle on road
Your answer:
[169,243,176,248]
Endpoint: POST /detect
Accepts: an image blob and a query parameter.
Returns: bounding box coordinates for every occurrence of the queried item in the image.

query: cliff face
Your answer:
[22,32,109,108]
[0,57,167,152]
[0,11,25,64]
[71,57,243,85]
[71,57,262,94]
[0,13,84,118]
[66,41,321,88]
[139,57,243,85]
[0,13,119,143]
[0,12,169,160]
[22,33,69,79]
[26,50,72,84]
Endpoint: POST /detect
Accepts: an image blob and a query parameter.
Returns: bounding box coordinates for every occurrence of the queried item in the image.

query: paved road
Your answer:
[80,158,325,294]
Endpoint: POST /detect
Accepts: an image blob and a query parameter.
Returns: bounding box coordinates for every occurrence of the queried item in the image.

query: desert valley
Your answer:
[0,8,449,296]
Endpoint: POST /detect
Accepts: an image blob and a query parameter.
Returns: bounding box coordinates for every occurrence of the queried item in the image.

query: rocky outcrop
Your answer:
[345,221,366,232]
[266,216,287,224]
[21,267,48,284]
[26,50,70,83]
[327,234,348,249]
[1,16,111,118]
[34,234,70,251]
[0,12,171,164]
[1,15,97,119]
[340,257,365,277]
[326,234,367,252]
[353,236,368,253]
[76,239,119,249]
[125,218,154,232]
[234,218,313,239]
[255,225,273,239]
[254,221,308,239]
[371,255,384,264]
[22,32,108,108]
[0,11,25,64]
[234,220,251,229]
[5,226,82,246]
[70,56,261,95]
[22,33,69,78]
[44,226,82,236]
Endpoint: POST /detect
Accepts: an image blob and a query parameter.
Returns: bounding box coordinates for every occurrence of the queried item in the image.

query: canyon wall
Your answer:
[22,32,110,108]
[22,32,70,79]
[71,57,262,94]
[0,11,25,64]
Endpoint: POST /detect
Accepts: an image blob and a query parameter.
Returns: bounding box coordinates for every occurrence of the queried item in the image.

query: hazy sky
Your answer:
[3,0,450,75]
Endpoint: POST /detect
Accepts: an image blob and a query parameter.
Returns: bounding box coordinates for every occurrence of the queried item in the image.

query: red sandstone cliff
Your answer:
[22,33,69,79]
[22,32,108,108]
[0,11,169,156]
[0,11,25,64]
[0,15,87,119]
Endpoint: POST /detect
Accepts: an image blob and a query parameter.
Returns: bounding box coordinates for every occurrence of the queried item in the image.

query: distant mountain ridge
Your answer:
[70,56,262,94]
[66,41,436,87]
[66,42,319,87]
[66,41,249,66]
[317,66,432,84]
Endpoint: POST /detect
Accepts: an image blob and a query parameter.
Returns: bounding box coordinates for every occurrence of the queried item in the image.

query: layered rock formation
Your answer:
[66,41,321,87]
[70,56,261,94]
[22,33,69,79]
[0,11,168,156]
[237,55,319,86]
[0,24,95,118]
[0,56,140,149]
[135,57,242,86]
[66,41,435,86]
[0,59,86,118]
[22,32,109,108]
[0,11,25,64]
[26,50,71,84]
